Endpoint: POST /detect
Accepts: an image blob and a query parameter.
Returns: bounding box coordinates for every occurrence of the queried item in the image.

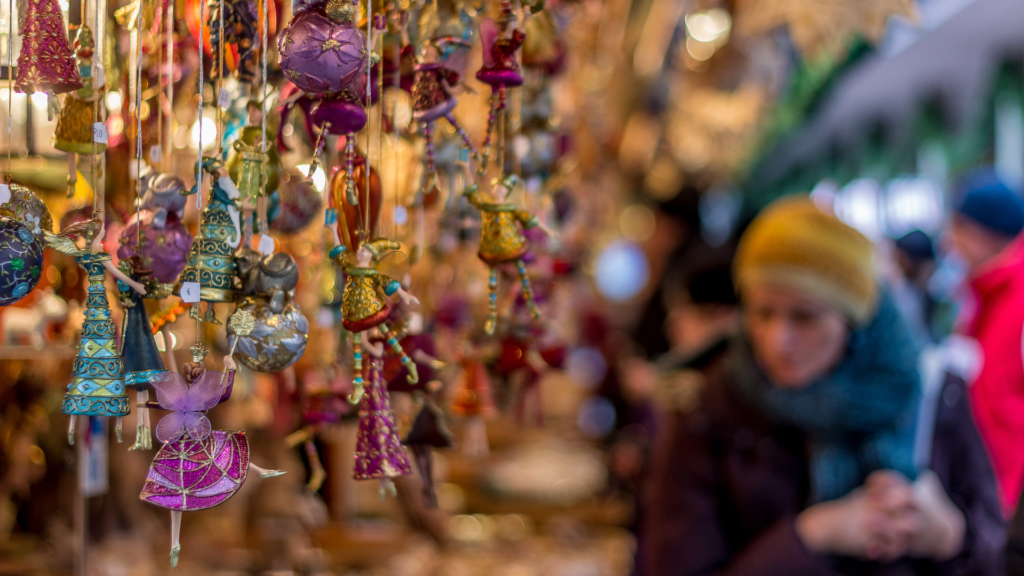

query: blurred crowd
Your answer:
[614,168,1024,575]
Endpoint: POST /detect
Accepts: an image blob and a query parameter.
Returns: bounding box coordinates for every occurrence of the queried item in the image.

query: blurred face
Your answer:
[742,284,849,389]
[949,216,1013,274]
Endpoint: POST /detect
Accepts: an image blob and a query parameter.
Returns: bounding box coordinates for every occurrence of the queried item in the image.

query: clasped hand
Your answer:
[796,470,965,563]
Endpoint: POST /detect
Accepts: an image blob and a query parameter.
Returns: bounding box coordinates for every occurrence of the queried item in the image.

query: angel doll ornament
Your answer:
[139,345,285,568]
[460,167,555,335]
[118,256,166,451]
[44,219,147,444]
[327,226,420,403]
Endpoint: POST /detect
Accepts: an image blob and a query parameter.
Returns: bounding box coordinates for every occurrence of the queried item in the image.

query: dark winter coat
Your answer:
[642,342,1004,576]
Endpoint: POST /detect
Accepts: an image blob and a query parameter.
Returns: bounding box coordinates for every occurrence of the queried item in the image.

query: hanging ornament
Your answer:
[328,149,380,249]
[411,20,477,187]
[0,184,54,235]
[285,368,350,491]
[270,168,322,234]
[117,257,166,451]
[403,388,455,508]
[353,356,412,499]
[174,157,243,323]
[522,9,565,76]
[278,0,371,177]
[118,166,195,284]
[328,229,420,403]
[459,169,556,335]
[14,0,83,94]
[43,219,148,444]
[208,0,259,86]
[228,247,309,372]
[452,350,495,458]
[227,101,282,204]
[0,218,44,306]
[53,25,104,198]
[139,348,285,568]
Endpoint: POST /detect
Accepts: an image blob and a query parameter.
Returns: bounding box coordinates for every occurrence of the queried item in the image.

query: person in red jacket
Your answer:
[949,168,1024,515]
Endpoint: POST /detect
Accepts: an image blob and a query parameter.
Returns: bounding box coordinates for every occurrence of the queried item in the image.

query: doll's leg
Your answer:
[130,391,145,451]
[142,389,152,449]
[379,477,397,501]
[349,331,365,404]
[485,267,499,335]
[515,259,540,320]
[415,447,437,508]
[115,416,123,443]
[380,323,418,384]
[66,154,77,198]
[444,114,479,163]
[204,303,221,325]
[249,462,287,479]
[67,415,76,445]
[304,440,326,492]
[170,510,181,568]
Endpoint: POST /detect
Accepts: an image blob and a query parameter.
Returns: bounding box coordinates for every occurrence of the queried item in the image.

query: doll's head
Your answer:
[355,244,374,267]
[491,173,519,203]
[183,343,210,384]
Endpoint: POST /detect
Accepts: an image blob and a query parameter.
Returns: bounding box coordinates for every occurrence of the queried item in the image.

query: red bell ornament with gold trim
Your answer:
[15,0,83,94]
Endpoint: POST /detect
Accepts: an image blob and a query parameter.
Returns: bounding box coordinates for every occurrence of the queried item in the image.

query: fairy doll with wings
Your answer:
[44,218,146,444]
[326,221,420,404]
[139,344,285,568]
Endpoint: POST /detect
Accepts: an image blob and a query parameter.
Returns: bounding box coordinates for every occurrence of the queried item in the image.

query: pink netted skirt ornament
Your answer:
[140,430,251,510]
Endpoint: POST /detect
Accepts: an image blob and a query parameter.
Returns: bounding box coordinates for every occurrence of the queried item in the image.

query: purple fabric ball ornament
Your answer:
[279,8,366,97]
[118,211,194,284]
[311,97,367,135]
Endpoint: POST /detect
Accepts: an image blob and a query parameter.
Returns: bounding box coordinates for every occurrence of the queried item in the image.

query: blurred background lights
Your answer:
[105,90,122,112]
[577,396,617,438]
[834,178,884,241]
[295,165,327,193]
[684,8,731,61]
[190,116,218,150]
[594,240,649,301]
[394,205,408,226]
[29,92,47,108]
[565,346,608,388]
[885,177,944,236]
[619,204,656,242]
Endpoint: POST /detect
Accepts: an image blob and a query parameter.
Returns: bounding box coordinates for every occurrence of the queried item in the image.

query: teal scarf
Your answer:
[727,290,920,502]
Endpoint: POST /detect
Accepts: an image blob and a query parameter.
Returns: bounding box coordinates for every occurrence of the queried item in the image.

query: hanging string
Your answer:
[91,0,101,220]
[216,0,224,155]
[260,0,268,233]
[195,0,207,343]
[374,14,383,237]
[135,0,143,251]
[164,0,173,172]
[6,0,13,181]
[155,1,161,174]
[362,0,371,241]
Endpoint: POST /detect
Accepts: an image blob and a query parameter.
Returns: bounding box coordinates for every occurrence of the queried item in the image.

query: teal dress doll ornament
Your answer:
[174,157,243,323]
[44,219,147,444]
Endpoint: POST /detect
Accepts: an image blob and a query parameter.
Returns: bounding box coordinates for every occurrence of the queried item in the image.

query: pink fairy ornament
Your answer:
[353,356,412,499]
[475,2,526,89]
[139,347,285,569]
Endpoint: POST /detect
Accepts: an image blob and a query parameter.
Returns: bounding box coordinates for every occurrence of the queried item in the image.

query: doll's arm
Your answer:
[395,286,420,306]
[104,260,147,295]
[364,338,385,358]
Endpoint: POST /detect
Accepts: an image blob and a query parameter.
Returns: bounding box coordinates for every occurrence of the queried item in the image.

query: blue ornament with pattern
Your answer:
[0,217,44,306]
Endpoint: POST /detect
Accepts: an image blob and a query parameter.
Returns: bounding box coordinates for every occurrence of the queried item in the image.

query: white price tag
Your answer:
[0,184,10,206]
[129,162,139,179]
[149,144,161,163]
[180,282,201,303]
[257,234,275,255]
[217,88,231,108]
[218,175,240,197]
[93,122,109,144]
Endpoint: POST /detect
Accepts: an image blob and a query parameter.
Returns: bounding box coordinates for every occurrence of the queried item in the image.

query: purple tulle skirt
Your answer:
[139,430,250,511]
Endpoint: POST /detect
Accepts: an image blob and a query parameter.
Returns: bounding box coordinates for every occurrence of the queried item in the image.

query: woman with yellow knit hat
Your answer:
[641,196,1002,575]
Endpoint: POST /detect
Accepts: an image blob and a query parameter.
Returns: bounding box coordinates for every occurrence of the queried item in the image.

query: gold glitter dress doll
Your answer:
[459,165,556,335]
[326,225,420,404]
[53,25,105,198]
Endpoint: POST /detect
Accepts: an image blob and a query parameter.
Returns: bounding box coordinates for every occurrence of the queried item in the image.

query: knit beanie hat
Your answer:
[954,169,1024,238]
[735,196,877,325]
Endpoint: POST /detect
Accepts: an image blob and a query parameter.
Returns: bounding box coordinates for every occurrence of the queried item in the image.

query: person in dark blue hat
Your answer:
[947,168,1024,516]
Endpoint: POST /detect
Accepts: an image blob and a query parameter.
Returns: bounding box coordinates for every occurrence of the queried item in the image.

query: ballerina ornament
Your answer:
[139,345,285,568]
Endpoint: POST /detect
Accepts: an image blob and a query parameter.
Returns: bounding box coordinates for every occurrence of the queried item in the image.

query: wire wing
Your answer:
[374,251,409,284]
[480,17,498,68]
[150,371,189,411]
